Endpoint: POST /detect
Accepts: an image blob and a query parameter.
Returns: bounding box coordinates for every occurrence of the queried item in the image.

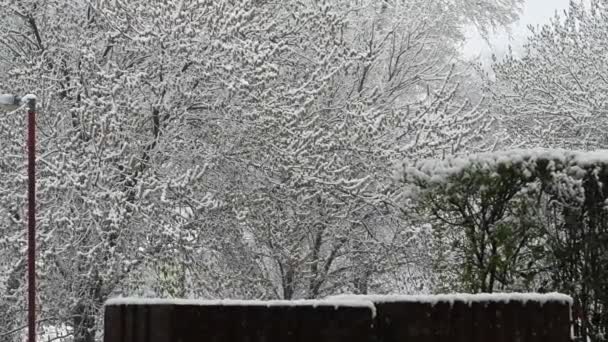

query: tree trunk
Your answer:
[73,272,103,342]
[353,268,370,295]
[73,302,96,342]
[0,260,25,342]
[281,263,295,300]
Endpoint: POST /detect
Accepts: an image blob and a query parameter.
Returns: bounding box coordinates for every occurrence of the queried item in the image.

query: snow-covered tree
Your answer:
[488,0,608,150]
[210,0,525,299]
[0,0,522,340]
[0,0,219,340]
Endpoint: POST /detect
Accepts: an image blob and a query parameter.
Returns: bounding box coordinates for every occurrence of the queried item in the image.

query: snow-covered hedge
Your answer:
[396,149,608,340]
[397,149,608,197]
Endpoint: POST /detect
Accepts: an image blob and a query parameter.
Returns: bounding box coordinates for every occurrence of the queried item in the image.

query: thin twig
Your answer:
[0,317,57,338]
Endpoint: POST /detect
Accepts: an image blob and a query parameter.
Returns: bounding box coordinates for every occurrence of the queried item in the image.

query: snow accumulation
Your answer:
[105,293,572,319]
[326,292,573,307]
[21,94,37,102]
[105,297,377,317]
[396,148,608,185]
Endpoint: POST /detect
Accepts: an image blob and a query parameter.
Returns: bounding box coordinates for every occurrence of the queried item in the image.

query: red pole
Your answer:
[26,96,36,342]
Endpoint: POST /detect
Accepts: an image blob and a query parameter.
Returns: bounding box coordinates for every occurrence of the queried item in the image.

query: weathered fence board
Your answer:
[329,293,573,342]
[104,299,375,342]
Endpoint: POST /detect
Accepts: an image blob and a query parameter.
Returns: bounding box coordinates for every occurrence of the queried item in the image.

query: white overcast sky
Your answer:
[462,0,573,63]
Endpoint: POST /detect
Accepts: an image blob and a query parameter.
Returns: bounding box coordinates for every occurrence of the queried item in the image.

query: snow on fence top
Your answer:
[396,148,608,187]
[105,297,377,317]
[105,293,572,319]
[326,292,573,306]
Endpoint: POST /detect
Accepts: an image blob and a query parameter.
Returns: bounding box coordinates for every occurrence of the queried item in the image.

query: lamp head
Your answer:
[0,94,22,111]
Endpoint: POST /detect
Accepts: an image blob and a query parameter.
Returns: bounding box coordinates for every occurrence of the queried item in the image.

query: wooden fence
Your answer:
[104,294,572,342]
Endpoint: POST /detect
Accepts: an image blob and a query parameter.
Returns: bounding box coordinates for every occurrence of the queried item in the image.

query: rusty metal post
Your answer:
[26,96,37,342]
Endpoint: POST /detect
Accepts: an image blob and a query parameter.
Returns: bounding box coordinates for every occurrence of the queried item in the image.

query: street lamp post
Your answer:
[0,93,37,342]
